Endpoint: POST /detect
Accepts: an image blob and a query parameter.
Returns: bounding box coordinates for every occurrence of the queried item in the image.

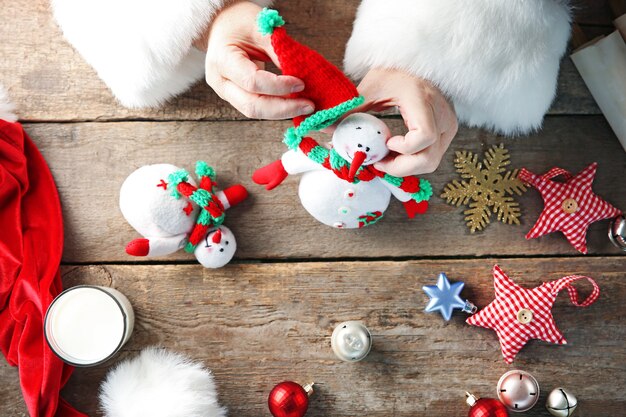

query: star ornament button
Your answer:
[466,265,600,363]
[516,308,533,324]
[519,163,622,254]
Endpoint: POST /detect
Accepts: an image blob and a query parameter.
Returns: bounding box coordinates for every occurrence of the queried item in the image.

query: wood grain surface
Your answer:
[1,1,625,417]
[0,0,608,122]
[2,258,625,416]
[22,115,626,263]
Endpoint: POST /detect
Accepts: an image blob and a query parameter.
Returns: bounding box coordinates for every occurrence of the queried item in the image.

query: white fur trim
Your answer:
[0,85,17,122]
[52,0,272,108]
[100,347,227,417]
[344,0,571,136]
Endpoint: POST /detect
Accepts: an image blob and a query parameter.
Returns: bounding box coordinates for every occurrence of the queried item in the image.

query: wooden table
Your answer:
[1,1,625,416]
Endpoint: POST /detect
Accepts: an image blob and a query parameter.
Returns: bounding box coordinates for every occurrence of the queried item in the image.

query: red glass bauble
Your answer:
[468,398,509,417]
[268,381,310,417]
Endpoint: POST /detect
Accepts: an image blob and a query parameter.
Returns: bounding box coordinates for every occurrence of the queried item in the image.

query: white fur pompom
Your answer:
[0,85,17,122]
[100,347,227,417]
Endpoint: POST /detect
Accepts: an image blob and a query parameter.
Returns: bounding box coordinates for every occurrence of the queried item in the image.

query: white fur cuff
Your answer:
[344,0,572,136]
[100,347,227,417]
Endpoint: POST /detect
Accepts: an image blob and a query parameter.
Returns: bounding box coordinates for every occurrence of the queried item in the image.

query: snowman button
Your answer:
[338,206,351,215]
[344,189,356,199]
[516,308,533,324]
[333,222,345,229]
[561,198,578,214]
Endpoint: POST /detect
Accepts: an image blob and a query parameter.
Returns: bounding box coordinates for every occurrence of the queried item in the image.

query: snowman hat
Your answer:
[257,8,364,135]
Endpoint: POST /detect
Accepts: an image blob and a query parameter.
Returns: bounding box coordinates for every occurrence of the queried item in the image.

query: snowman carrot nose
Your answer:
[348,151,367,182]
[211,229,222,244]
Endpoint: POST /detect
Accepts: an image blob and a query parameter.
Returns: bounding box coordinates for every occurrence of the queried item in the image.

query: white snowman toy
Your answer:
[253,113,432,229]
[120,161,248,268]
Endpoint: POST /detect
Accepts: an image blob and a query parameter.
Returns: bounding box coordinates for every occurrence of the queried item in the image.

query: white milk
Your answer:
[45,286,134,366]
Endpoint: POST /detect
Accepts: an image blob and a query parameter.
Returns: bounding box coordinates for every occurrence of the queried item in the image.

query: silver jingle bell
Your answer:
[331,321,372,362]
[496,370,540,412]
[608,214,626,251]
[546,387,577,417]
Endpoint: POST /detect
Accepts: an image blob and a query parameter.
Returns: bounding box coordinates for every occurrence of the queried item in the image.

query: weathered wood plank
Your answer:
[22,116,625,263]
[0,0,603,122]
[2,258,624,416]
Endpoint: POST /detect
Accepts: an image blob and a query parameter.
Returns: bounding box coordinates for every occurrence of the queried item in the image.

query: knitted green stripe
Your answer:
[308,145,329,164]
[411,178,433,203]
[383,173,403,187]
[195,161,216,180]
[196,210,225,227]
[257,8,284,35]
[190,189,212,208]
[283,96,365,150]
[329,149,348,170]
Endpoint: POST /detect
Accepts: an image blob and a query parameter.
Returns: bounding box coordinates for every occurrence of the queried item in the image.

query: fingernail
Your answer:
[300,105,314,115]
[291,84,305,93]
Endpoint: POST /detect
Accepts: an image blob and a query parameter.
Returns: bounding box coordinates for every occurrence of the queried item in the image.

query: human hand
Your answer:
[194,1,315,120]
[356,68,458,177]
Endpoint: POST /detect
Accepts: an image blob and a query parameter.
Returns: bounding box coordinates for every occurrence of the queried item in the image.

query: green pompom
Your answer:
[283,127,301,150]
[195,161,216,180]
[257,8,284,35]
[411,178,433,202]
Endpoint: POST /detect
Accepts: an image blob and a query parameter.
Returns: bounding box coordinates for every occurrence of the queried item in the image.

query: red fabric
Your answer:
[466,265,600,363]
[269,27,360,127]
[519,163,622,253]
[402,200,429,218]
[0,120,86,417]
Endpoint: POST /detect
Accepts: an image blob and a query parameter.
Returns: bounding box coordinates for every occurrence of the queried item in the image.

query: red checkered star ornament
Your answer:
[467,265,599,363]
[519,163,621,254]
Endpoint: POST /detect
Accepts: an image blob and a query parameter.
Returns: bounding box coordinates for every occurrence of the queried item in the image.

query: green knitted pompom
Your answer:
[257,8,284,35]
[195,161,216,180]
[168,169,189,199]
[411,178,433,202]
[283,127,302,150]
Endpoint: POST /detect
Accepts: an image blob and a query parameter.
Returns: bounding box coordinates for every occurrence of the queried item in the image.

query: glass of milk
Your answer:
[44,285,134,367]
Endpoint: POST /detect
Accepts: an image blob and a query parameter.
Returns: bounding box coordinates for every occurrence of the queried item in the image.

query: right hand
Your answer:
[194,1,315,120]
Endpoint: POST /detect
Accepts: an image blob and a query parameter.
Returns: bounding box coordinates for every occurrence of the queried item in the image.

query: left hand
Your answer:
[356,68,458,177]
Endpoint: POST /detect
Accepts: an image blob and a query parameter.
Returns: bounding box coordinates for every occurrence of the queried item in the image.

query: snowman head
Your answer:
[332,113,391,181]
[194,226,237,268]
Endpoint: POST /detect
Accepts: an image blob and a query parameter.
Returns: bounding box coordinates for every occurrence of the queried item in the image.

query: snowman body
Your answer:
[120,163,241,268]
[298,170,390,229]
[120,164,199,245]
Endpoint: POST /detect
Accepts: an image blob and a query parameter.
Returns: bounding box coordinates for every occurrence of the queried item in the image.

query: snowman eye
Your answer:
[366,147,370,152]
[356,126,362,130]
[357,144,362,148]
[377,131,381,134]
[225,240,229,245]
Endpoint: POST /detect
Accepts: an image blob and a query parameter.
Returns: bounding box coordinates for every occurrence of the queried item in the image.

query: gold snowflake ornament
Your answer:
[441,144,526,233]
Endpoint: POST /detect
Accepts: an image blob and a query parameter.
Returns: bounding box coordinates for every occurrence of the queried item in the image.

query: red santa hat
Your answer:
[257,8,364,131]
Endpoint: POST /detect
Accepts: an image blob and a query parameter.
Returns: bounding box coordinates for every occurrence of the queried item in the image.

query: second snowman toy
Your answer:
[120,161,247,268]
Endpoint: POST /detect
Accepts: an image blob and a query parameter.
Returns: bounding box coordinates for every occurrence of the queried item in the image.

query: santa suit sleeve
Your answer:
[51,0,271,108]
[344,0,572,136]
